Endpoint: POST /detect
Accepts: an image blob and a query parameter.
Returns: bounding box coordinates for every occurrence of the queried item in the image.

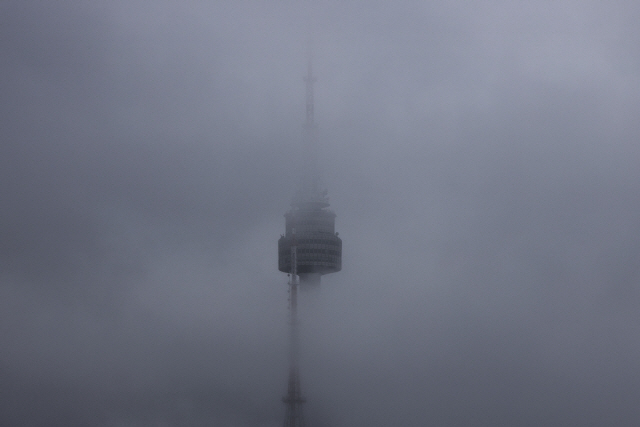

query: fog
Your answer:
[2,1,640,426]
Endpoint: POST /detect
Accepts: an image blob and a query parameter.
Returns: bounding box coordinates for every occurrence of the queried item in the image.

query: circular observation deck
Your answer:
[278,206,342,275]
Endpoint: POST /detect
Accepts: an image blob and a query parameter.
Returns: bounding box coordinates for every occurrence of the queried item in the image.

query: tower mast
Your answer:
[282,228,305,427]
[305,53,316,127]
[302,46,319,198]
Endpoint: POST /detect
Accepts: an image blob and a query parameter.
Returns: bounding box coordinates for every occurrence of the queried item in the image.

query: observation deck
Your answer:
[278,192,342,276]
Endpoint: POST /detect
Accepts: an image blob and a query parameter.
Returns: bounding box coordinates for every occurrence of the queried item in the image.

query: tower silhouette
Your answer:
[279,52,342,427]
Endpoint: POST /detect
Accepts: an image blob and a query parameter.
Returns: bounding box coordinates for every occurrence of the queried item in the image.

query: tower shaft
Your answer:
[283,234,305,427]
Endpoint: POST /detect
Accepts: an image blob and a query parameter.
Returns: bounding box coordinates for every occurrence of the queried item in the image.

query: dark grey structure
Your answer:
[279,54,342,427]
[278,196,342,283]
[278,57,342,287]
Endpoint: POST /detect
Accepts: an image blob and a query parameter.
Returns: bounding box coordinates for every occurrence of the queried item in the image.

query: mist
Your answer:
[2,1,640,426]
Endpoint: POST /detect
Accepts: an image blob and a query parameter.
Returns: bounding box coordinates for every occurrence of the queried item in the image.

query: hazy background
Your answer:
[2,1,640,426]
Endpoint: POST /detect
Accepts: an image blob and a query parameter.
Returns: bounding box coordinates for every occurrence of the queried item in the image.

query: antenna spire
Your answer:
[301,39,321,199]
[304,44,316,128]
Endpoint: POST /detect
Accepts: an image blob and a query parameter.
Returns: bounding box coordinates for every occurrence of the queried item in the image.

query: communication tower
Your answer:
[279,53,342,427]
[278,57,342,286]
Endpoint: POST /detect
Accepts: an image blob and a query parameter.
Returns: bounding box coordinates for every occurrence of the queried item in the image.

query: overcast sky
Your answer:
[2,1,640,426]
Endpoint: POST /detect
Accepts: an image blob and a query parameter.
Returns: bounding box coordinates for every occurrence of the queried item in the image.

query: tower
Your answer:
[278,56,342,286]
[279,53,342,427]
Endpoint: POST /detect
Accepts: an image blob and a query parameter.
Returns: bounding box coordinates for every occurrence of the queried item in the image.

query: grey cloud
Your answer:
[1,1,640,426]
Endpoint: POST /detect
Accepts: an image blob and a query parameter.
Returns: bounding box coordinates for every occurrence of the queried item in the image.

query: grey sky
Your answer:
[1,1,640,426]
